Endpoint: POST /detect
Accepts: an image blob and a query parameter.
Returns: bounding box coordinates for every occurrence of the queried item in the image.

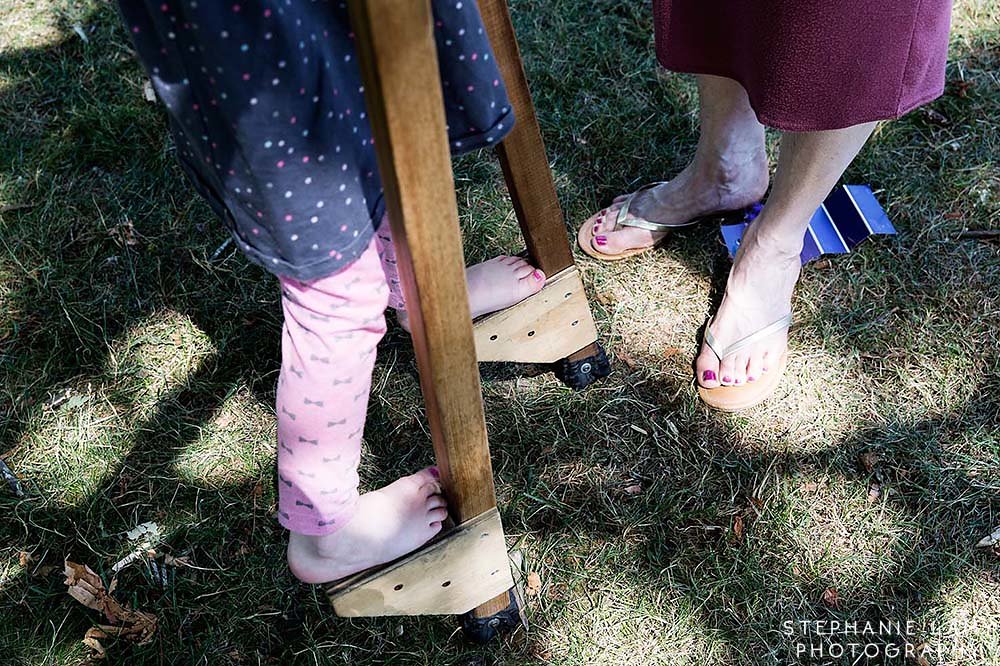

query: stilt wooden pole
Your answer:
[346,0,512,623]
[479,0,604,362]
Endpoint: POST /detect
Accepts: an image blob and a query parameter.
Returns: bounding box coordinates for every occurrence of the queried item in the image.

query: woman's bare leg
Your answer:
[696,122,878,387]
[593,74,768,255]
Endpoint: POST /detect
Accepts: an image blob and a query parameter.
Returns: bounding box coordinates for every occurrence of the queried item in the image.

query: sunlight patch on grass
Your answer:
[915,572,1000,665]
[952,0,1000,38]
[770,475,916,593]
[0,0,63,53]
[12,311,215,506]
[586,250,874,449]
[541,578,733,664]
[104,310,216,417]
[172,385,275,489]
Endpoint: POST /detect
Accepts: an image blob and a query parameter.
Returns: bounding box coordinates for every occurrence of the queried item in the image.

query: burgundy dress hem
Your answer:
[653,0,952,133]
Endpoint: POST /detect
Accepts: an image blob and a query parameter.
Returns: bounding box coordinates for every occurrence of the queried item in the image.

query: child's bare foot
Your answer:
[398,256,545,330]
[286,467,447,584]
[466,256,546,318]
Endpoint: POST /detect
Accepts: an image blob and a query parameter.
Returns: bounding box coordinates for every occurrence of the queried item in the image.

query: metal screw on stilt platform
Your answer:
[579,362,592,374]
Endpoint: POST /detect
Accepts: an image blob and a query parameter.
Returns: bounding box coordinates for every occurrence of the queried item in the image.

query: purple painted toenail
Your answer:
[762,366,769,372]
[533,270,543,280]
[429,467,439,478]
[722,376,732,383]
[703,370,716,381]
[747,376,756,382]
[734,378,742,384]
[594,236,608,246]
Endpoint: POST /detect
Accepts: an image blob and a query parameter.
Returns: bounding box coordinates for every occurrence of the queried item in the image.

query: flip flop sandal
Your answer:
[577,182,761,262]
[697,312,793,412]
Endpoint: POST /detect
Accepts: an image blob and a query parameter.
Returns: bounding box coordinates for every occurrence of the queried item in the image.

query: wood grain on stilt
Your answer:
[345,0,511,620]
[479,0,574,276]
[327,509,513,617]
[474,267,597,363]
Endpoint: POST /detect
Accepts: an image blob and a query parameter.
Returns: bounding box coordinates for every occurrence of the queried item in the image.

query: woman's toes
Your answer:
[728,352,750,385]
[745,350,765,383]
[718,354,741,386]
[426,494,447,510]
[597,228,647,255]
[696,348,721,388]
[427,506,449,524]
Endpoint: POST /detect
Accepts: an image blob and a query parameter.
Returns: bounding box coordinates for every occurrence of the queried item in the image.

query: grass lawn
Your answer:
[1,0,998,664]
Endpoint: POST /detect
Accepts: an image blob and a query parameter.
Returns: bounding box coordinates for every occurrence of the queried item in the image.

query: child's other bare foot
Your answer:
[286,467,447,584]
[398,256,545,330]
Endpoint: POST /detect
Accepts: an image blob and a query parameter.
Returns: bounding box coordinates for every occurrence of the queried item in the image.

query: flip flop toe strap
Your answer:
[610,182,668,233]
[704,312,793,361]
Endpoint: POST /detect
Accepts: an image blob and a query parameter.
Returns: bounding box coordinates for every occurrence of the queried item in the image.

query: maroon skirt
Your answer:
[653,0,952,131]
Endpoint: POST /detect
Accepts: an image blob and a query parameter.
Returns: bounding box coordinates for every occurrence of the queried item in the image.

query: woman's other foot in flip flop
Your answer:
[589,147,769,256]
[696,216,801,388]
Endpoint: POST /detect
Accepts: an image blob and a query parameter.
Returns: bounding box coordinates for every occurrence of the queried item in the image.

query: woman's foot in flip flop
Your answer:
[589,149,769,256]
[696,218,801,388]
[286,467,447,584]
[397,256,546,331]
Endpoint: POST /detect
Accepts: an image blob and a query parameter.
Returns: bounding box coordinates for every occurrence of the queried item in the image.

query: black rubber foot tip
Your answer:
[552,343,611,390]
[460,591,522,644]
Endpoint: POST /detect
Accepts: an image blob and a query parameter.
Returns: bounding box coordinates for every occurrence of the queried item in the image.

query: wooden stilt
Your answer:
[479,0,574,276]
[478,0,607,370]
[332,0,609,634]
[343,0,512,621]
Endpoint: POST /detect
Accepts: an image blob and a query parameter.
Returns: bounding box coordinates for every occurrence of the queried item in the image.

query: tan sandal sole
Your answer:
[697,352,787,412]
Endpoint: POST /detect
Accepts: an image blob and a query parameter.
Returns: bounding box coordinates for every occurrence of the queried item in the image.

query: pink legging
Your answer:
[275,221,404,536]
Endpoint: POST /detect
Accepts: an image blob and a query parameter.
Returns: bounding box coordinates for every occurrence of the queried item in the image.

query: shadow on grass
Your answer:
[1,1,998,665]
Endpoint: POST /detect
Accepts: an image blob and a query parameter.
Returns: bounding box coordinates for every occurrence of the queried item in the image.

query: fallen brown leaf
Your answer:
[732,514,745,542]
[525,572,541,598]
[64,561,158,645]
[821,587,839,608]
[18,551,34,567]
[617,351,638,370]
[949,79,975,97]
[83,627,108,660]
[595,290,616,306]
